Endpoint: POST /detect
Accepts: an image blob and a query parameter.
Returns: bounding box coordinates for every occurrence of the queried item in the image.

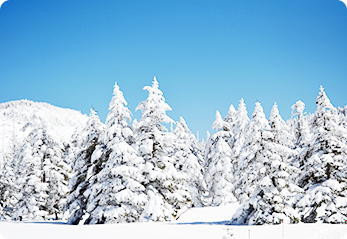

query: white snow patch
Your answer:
[1,203,347,239]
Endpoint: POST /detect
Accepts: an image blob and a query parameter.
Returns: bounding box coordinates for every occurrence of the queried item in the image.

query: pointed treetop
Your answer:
[269,102,286,130]
[317,85,327,100]
[316,85,334,113]
[320,85,324,92]
[291,100,305,118]
[113,81,120,91]
[175,116,189,134]
[111,82,128,108]
[212,110,223,131]
[239,98,245,107]
[152,76,159,89]
[224,104,236,123]
[227,104,236,116]
[143,76,160,92]
[232,98,250,135]
[89,108,97,117]
[270,102,279,119]
[248,102,269,131]
[237,98,249,119]
[179,116,187,127]
[88,107,103,124]
[136,77,173,124]
[252,102,266,119]
[106,82,131,124]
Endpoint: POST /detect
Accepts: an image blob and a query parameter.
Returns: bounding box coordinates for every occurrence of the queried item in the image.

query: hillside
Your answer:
[0,100,89,166]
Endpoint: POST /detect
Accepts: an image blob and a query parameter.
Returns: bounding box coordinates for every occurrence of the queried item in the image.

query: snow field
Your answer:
[1,204,347,239]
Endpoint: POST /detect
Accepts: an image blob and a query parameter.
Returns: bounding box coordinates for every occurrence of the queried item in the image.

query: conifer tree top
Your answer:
[252,102,266,119]
[175,116,190,134]
[111,82,128,107]
[224,104,236,123]
[212,110,225,131]
[236,98,249,121]
[316,85,334,112]
[89,108,97,118]
[136,77,173,124]
[106,82,132,126]
[269,102,285,128]
[291,100,305,118]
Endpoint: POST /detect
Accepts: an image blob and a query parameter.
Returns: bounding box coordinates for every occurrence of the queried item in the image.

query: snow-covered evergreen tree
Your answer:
[269,103,294,146]
[13,122,70,221]
[0,159,17,219]
[84,82,147,224]
[296,86,347,223]
[63,127,85,168]
[204,111,235,206]
[289,100,313,167]
[135,77,190,222]
[102,82,135,147]
[232,102,270,202]
[224,104,237,127]
[230,99,250,172]
[85,141,147,224]
[66,109,105,225]
[231,103,302,225]
[12,140,49,221]
[173,116,206,207]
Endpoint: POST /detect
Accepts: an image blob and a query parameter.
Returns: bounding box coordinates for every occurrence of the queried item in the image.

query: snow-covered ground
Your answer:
[0,203,346,239]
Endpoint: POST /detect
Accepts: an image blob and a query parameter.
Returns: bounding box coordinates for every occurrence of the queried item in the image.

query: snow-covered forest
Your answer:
[1,77,347,226]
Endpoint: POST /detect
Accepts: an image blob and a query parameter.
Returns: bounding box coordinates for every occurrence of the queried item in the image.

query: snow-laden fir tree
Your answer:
[0,116,22,219]
[134,77,190,222]
[0,159,17,219]
[269,103,295,150]
[289,100,313,168]
[102,83,135,147]
[210,106,234,134]
[204,111,236,206]
[224,104,237,125]
[66,109,105,225]
[296,86,347,223]
[192,134,205,167]
[172,116,206,207]
[13,122,70,221]
[63,126,86,168]
[291,101,311,146]
[220,103,238,148]
[231,103,302,225]
[12,139,48,221]
[84,82,147,224]
[228,99,250,194]
[230,99,250,163]
[232,102,271,203]
[85,141,147,224]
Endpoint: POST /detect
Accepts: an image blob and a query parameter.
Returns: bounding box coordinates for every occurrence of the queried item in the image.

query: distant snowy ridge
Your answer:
[0,100,88,129]
[0,99,89,166]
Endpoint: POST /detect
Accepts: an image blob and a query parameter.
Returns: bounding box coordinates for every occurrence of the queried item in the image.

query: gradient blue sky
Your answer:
[0,0,347,139]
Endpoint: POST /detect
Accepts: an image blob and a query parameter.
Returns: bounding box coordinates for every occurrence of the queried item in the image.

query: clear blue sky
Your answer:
[0,0,347,139]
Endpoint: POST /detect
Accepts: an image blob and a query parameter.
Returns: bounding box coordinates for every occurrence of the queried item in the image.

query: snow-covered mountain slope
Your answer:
[0,100,89,165]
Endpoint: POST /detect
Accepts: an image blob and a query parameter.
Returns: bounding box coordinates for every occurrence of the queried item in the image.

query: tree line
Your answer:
[0,78,346,225]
